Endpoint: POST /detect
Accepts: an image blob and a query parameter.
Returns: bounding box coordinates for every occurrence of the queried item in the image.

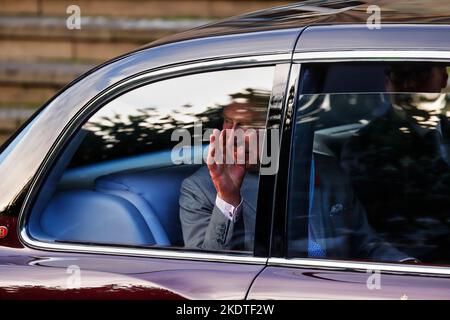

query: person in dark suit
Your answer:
[341,64,450,263]
[179,102,411,261]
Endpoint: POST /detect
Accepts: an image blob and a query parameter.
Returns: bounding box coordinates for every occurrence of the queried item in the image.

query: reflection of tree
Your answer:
[68,88,270,167]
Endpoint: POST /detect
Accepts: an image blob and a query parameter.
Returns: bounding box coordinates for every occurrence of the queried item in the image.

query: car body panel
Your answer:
[248,266,450,300]
[0,247,264,299]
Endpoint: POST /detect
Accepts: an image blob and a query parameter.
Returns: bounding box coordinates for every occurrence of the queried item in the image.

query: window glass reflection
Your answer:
[70,67,275,167]
[289,89,450,265]
[29,67,274,254]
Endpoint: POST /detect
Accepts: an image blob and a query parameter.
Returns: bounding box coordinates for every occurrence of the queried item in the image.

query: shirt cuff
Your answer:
[215,195,243,223]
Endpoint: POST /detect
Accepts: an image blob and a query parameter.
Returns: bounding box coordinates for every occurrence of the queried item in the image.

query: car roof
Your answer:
[296,24,450,52]
[146,0,450,49]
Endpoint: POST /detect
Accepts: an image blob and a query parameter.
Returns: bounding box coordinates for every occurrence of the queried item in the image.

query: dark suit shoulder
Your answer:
[342,111,419,163]
[352,116,393,143]
[315,153,352,189]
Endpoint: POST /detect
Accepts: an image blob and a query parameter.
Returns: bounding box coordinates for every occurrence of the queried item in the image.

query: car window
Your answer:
[28,66,275,255]
[288,62,450,265]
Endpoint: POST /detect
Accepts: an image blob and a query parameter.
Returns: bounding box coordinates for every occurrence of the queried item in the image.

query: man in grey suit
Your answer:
[179,102,413,261]
[179,102,263,251]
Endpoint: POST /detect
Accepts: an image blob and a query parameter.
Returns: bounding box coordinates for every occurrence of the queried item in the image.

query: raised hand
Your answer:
[207,128,246,207]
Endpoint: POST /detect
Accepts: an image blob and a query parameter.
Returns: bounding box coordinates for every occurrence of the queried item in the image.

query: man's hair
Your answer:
[223,101,267,128]
[385,63,445,92]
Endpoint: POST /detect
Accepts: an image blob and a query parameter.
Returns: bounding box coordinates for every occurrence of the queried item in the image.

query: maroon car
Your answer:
[1,0,450,300]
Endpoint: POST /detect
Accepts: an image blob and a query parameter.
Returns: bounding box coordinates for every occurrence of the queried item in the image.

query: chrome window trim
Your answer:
[268,258,450,276]
[18,53,290,265]
[287,48,450,277]
[20,228,267,264]
[294,50,450,63]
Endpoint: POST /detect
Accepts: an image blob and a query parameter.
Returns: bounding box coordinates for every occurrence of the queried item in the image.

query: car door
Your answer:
[248,54,450,300]
[0,60,292,299]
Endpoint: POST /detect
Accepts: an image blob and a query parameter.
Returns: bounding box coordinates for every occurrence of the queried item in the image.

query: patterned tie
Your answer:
[308,158,326,258]
[308,238,327,257]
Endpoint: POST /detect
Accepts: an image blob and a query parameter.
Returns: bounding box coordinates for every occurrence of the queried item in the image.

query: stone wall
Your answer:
[0,0,293,18]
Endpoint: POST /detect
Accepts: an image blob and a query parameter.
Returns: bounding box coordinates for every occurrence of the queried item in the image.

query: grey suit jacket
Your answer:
[179,156,409,261]
[179,166,257,251]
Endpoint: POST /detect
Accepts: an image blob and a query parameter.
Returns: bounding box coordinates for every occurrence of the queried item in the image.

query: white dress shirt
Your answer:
[215,195,243,223]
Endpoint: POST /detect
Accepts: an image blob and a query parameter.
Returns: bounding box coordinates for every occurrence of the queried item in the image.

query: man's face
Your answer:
[387,66,449,128]
[222,103,266,172]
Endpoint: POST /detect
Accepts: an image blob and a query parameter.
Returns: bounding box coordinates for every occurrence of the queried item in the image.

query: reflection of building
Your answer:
[0,0,296,144]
